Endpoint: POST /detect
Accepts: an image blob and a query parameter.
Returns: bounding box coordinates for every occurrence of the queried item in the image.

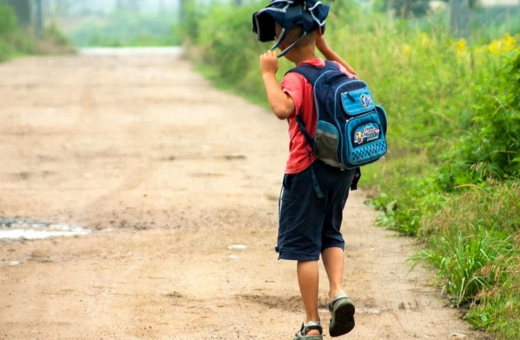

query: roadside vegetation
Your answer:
[0,3,72,63]
[179,1,520,338]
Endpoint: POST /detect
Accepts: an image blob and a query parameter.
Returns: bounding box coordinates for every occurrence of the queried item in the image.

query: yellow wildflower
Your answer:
[454,38,468,57]
[420,33,430,47]
[503,33,517,50]
[487,33,519,54]
[402,44,412,56]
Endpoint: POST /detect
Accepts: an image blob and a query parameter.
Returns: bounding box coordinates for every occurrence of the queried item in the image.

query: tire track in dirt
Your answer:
[0,49,490,340]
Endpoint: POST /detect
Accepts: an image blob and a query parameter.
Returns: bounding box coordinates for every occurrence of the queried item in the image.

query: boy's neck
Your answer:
[286,47,318,65]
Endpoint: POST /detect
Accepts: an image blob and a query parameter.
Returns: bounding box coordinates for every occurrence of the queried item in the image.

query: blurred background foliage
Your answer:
[68,11,180,47]
[54,0,183,47]
[0,0,183,58]
[0,1,72,62]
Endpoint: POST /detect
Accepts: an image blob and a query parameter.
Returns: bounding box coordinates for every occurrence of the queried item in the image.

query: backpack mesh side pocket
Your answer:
[315,121,342,168]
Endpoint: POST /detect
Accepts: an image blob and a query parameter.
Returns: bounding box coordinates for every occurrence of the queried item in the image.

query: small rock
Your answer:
[224,154,246,160]
[227,245,248,250]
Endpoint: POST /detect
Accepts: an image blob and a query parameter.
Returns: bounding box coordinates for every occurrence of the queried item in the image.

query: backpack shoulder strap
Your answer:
[294,115,314,147]
[285,60,339,145]
[285,60,339,85]
[284,62,340,200]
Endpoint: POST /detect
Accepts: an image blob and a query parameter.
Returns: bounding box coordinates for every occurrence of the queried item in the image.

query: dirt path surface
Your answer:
[0,49,487,340]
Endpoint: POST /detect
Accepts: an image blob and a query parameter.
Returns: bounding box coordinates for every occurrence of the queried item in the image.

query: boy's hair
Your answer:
[275,23,316,49]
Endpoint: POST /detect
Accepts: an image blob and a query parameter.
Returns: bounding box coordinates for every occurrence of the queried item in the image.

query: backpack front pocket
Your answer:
[340,86,376,116]
[344,112,387,167]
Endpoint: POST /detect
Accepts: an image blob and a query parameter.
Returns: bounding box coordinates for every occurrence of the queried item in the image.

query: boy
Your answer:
[259,19,358,340]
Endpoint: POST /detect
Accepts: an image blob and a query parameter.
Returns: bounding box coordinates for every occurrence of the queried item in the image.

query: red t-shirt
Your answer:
[281,58,355,174]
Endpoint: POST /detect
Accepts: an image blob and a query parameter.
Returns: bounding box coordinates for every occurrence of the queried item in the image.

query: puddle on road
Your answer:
[0,219,91,241]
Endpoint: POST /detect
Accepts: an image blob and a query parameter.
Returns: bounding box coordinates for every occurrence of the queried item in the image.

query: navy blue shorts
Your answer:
[276,160,355,261]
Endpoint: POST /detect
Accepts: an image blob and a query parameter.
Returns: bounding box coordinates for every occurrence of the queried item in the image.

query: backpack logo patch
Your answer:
[360,94,372,108]
[354,124,381,145]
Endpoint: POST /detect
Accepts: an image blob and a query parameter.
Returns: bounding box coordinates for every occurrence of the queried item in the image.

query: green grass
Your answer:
[414,226,516,306]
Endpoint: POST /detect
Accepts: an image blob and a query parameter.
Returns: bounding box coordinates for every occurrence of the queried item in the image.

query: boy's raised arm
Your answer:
[260,50,295,120]
[315,30,357,77]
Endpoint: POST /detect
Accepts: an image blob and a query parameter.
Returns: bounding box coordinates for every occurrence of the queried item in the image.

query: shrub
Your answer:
[0,2,72,62]
[438,49,520,190]
[45,21,71,47]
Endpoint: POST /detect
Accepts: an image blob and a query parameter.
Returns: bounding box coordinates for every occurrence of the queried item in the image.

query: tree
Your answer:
[158,0,165,13]
[116,0,142,11]
[384,0,430,18]
[180,0,188,20]
[55,0,73,16]
[35,0,43,38]
[5,0,31,26]
[449,0,470,39]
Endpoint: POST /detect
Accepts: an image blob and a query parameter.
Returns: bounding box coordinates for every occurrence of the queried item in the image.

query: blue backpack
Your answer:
[288,61,388,171]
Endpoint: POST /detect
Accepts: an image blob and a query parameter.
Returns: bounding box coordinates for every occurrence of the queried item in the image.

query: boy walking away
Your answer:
[252,1,365,339]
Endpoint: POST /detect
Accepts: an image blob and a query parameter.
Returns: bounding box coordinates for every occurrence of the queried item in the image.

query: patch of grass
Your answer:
[412,184,520,338]
[414,227,516,306]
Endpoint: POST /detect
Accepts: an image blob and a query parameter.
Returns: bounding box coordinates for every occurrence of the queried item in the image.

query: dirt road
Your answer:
[0,49,487,340]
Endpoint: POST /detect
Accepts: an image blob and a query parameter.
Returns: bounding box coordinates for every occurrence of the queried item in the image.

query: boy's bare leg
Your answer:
[322,247,346,300]
[297,260,321,336]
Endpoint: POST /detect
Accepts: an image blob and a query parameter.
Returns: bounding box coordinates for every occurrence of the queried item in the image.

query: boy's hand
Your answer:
[260,50,279,76]
[259,49,294,120]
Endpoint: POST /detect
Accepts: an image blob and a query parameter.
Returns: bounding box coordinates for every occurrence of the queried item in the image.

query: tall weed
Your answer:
[414,228,515,306]
[414,184,520,338]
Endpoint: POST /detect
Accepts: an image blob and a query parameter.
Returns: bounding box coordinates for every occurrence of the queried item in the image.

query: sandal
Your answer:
[293,321,323,340]
[328,294,355,337]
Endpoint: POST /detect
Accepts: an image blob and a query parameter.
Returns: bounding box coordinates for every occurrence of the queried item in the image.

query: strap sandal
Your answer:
[328,293,356,337]
[293,321,323,340]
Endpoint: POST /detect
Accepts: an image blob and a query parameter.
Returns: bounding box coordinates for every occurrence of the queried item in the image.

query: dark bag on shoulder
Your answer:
[287,61,388,170]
